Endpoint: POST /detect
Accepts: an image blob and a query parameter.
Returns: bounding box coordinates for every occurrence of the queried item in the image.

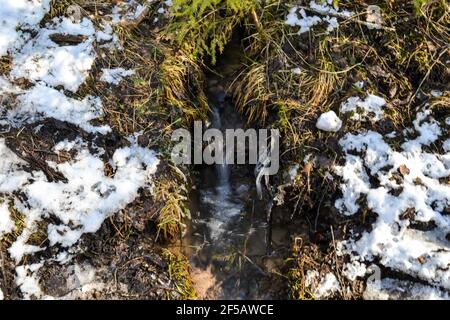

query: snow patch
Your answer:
[343,260,367,281]
[15,263,43,299]
[1,138,160,262]
[335,107,450,292]
[314,273,341,299]
[0,139,31,193]
[340,94,386,122]
[10,17,96,92]
[364,278,450,300]
[100,68,135,85]
[0,0,51,57]
[286,1,353,34]
[8,84,110,134]
[0,202,15,236]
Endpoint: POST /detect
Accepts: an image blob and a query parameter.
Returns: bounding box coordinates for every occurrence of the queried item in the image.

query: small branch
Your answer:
[49,34,87,44]
[251,9,262,32]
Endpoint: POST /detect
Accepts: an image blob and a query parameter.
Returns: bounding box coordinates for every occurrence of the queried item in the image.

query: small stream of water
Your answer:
[182,31,288,299]
[186,95,274,299]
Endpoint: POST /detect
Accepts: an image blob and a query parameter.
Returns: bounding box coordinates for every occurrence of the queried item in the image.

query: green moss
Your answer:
[413,0,428,14]
[163,250,197,299]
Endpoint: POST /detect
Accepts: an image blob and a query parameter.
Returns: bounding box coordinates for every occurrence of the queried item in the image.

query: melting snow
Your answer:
[8,84,109,134]
[314,273,341,298]
[15,263,43,300]
[335,106,450,293]
[0,202,14,236]
[11,17,96,92]
[343,260,367,281]
[0,0,51,56]
[100,68,135,85]
[364,278,450,300]
[286,0,353,34]
[340,94,386,122]
[3,136,159,262]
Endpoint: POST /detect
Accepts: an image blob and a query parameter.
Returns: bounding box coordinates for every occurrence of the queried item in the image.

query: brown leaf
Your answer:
[417,255,426,264]
[399,164,410,176]
[414,177,425,186]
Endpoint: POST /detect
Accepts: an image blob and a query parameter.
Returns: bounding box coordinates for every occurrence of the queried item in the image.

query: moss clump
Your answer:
[162,249,197,299]
[413,0,428,14]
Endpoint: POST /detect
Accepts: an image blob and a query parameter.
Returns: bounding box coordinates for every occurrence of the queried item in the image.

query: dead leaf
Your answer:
[417,255,426,264]
[399,164,410,176]
[414,177,425,186]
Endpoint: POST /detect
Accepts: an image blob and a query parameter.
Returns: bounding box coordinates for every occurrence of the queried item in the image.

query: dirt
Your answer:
[190,266,218,299]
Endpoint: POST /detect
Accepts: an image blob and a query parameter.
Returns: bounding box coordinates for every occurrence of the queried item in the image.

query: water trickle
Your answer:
[182,30,293,300]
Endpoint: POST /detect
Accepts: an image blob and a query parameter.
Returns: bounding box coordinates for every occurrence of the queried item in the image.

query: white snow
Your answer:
[340,94,386,122]
[3,137,159,261]
[431,90,443,97]
[343,260,367,281]
[291,67,302,75]
[110,0,149,26]
[0,139,31,193]
[15,263,43,299]
[286,7,322,34]
[286,1,353,34]
[364,278,450,300]
[316,111,342,132]
[443,139,450,152]
[314,273,341,299]
[0,0,51,57]
[335,106,450,293]
[0,202,15,236]
[8,84,110,134]
[354,81,365,89]
[0,288,3,300]
[100,68,135,85]
[305,270,320,287]
[11,17,96,92]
